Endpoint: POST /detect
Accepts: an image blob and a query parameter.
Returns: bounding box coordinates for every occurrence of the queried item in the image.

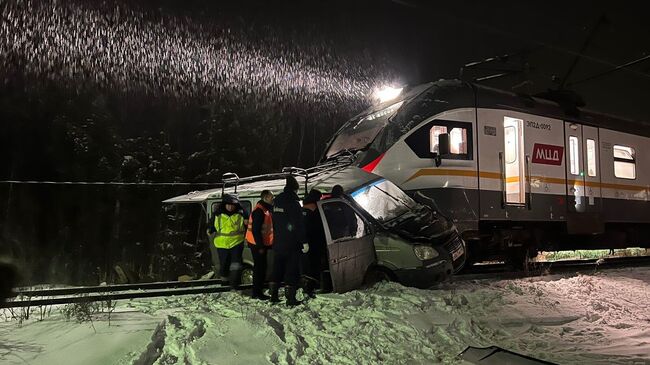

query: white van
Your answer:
[164,165,466,292]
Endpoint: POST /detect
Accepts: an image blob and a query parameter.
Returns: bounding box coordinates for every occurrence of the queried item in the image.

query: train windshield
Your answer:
[351,178,417,223]
[325,101,403,159]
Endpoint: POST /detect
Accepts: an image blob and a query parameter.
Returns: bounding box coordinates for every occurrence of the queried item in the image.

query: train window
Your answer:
[613,145,636,179]
[405,119,473,160]
[586,139,597,177]
[449,128,468,154]
[504,126,517,163]
[569,136,579,175]
[429,125,468,155]
[430,126,447,153]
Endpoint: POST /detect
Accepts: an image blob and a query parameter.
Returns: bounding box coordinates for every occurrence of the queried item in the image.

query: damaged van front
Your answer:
[348,178,466,288]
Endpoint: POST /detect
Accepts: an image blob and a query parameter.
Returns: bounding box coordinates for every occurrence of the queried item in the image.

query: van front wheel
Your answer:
[363,267,396,288]
[240,265,254,286]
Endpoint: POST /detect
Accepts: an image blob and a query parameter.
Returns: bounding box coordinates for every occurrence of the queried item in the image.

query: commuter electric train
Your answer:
[323,79,650,264]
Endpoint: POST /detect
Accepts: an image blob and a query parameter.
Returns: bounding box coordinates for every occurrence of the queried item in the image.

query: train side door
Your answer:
[503,117,528,210]
[317,199,376,293]
[565,122,585,212]
[582,125,602,215]
[477,113,530,220]
[564,122,604,233]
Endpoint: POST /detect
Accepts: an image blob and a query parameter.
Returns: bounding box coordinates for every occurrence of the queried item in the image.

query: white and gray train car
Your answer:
[322,80,650,262]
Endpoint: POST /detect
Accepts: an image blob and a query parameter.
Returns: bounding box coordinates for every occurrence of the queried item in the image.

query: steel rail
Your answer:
[454,255,650,282]
[2,284,253,308]
[14,278,228,297]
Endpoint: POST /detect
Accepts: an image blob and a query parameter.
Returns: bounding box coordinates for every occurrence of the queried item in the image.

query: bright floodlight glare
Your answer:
[375,86,403,103]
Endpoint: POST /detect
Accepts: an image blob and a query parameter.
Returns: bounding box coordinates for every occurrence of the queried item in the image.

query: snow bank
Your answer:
[2,267,650,364]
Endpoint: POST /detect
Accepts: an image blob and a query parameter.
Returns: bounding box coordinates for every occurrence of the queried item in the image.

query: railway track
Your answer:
[4,255,650,308]
[2,280,252,308]
[454,254,650,282]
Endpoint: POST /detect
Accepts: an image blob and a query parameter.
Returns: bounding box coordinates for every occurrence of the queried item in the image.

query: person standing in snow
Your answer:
[208,194,247,289]
[301,189,328,298]
[269,175,308,306]
[245,190,274,300]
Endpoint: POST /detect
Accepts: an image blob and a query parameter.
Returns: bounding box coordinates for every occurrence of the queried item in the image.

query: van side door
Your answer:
[317,199,376,293]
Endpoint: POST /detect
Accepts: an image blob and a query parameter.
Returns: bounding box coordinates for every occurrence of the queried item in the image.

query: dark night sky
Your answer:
[351,0,650,121]
[259,0,648,120]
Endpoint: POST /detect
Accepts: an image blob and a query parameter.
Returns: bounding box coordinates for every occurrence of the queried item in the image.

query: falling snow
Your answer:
[1,0,395,108]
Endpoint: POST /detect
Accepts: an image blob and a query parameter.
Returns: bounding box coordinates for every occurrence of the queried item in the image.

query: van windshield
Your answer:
[351,179,417,223]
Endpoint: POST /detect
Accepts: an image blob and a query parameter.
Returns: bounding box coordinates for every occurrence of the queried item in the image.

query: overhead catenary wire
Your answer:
[0,180,217,186]
[392,0,650,82]
[567,54,650,87]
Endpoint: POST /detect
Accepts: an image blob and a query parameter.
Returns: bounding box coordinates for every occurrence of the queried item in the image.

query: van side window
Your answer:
[613,145,636,179]
[405,119,473,160]
[321,201,367,241]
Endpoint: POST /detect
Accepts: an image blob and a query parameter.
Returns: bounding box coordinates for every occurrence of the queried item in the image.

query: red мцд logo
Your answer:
[531,143,564,165]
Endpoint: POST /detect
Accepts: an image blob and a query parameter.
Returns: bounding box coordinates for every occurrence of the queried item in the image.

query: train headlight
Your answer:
[364,101,404,121]
[374,86,403,103]
[414,245,438,261]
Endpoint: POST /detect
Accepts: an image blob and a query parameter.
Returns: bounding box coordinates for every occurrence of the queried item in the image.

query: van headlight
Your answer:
[414,245,438,260]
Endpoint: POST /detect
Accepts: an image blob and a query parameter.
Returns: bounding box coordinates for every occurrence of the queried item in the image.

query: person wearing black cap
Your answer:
[301,189,328,298]
[269,175,307,306]
[207,193,247,289]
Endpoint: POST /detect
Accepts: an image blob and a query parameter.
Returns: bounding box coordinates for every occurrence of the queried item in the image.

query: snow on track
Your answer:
[2,267,650,364]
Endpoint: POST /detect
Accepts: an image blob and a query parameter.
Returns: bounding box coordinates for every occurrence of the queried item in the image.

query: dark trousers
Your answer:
[301,249,328,293]
[302,248,327,280]
[216,243,243,278]
[272,251,299,287]
[249,244,268,295]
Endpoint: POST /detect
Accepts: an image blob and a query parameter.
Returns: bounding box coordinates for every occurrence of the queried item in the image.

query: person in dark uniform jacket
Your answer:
[301,189,328,297]
[269,175,307,306]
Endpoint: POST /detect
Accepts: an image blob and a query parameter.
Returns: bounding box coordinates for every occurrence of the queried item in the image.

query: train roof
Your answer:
[374,79,649,138]
[471,81,650,138]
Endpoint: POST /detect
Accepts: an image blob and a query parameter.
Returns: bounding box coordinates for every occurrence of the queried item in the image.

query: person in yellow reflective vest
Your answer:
[208,194,246,288]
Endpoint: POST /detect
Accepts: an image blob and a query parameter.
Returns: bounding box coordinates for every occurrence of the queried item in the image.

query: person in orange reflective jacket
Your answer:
[245,189,274,300]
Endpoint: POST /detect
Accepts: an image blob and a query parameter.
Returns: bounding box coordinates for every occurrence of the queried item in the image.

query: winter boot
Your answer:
[269,282,281,304]
[252,286,271,300]
[253,292,271,301]
[303,278,317,299]
[285,286,302,307]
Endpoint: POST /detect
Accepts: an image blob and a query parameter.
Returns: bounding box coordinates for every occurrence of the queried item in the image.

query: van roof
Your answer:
[163,166,382,204]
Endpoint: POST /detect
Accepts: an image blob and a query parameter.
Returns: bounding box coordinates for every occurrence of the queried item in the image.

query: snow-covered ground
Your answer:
[2,267,650,365]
